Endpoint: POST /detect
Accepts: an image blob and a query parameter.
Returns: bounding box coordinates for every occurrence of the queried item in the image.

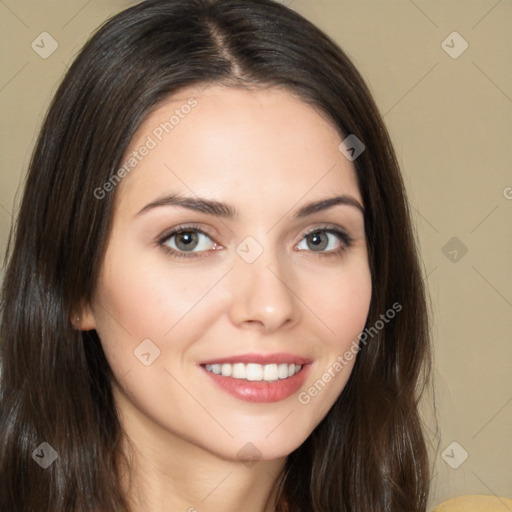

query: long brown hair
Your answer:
[0,0,432,510]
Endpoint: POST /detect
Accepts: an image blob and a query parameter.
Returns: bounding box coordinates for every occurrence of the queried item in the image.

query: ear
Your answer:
[71,301,97,331]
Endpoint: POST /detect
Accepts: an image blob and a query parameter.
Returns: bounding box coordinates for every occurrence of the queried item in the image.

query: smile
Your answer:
[199,353,311,403]
[204,362,302,382]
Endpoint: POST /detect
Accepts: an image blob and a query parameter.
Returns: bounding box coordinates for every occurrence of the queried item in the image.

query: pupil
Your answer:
[309,232,327,250]
[177,232,197,251]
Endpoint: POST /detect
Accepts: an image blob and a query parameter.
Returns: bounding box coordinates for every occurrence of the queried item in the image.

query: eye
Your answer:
[296,227,353,256]
[158,225,353,260]
[159,226,219,258]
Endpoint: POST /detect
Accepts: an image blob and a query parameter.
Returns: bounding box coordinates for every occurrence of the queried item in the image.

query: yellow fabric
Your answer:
[432,495,512,511]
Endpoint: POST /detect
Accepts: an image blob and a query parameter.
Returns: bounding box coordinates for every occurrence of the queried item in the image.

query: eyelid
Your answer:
[296,223,352,242]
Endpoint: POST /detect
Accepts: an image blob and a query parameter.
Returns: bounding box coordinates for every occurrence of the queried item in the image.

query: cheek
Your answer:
[90,256,226,437]
[91,245,229,375]
[95,249,204,337]
[305,258,372,347]
[296,259,371,415]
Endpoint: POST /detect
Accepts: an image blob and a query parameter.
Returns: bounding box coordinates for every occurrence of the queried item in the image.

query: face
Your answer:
[82,84,372,463]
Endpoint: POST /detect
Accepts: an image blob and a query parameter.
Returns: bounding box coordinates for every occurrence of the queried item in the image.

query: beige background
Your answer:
[1,0,511,509]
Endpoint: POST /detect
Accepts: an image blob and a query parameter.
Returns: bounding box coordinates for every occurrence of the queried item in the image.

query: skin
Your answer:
[80,84,372,512]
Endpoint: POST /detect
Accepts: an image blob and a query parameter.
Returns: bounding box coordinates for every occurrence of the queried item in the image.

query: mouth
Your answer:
[199,353,311,403]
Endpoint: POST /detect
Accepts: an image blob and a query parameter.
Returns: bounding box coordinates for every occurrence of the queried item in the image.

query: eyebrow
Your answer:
[136,193,364,219]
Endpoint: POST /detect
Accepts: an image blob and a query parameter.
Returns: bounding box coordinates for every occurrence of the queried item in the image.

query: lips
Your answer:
[199,353,312,403]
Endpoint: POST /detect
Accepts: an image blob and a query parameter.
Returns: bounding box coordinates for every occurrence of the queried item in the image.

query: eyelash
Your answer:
[158,224,354,259]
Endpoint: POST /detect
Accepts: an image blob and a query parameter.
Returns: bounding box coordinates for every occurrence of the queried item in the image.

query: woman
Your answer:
[0,0,432,510]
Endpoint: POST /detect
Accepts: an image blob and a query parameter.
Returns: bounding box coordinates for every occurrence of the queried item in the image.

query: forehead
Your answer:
[113,84,361,216]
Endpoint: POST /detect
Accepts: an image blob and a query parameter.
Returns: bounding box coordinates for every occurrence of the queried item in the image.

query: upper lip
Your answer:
[200,352,312,366]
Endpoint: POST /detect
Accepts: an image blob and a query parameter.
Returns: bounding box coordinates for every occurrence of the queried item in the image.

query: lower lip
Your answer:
[200,364,311,403]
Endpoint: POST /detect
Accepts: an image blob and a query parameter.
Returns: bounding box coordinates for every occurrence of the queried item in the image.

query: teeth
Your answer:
[232,363,246,379]
[263,364,278,381]
[204,362,302,381]
[278,363,289,379]
[246,363,263,381]
[221,363,232,377]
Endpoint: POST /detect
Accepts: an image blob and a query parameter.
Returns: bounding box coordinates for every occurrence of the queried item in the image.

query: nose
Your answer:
[228,250,301,333]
